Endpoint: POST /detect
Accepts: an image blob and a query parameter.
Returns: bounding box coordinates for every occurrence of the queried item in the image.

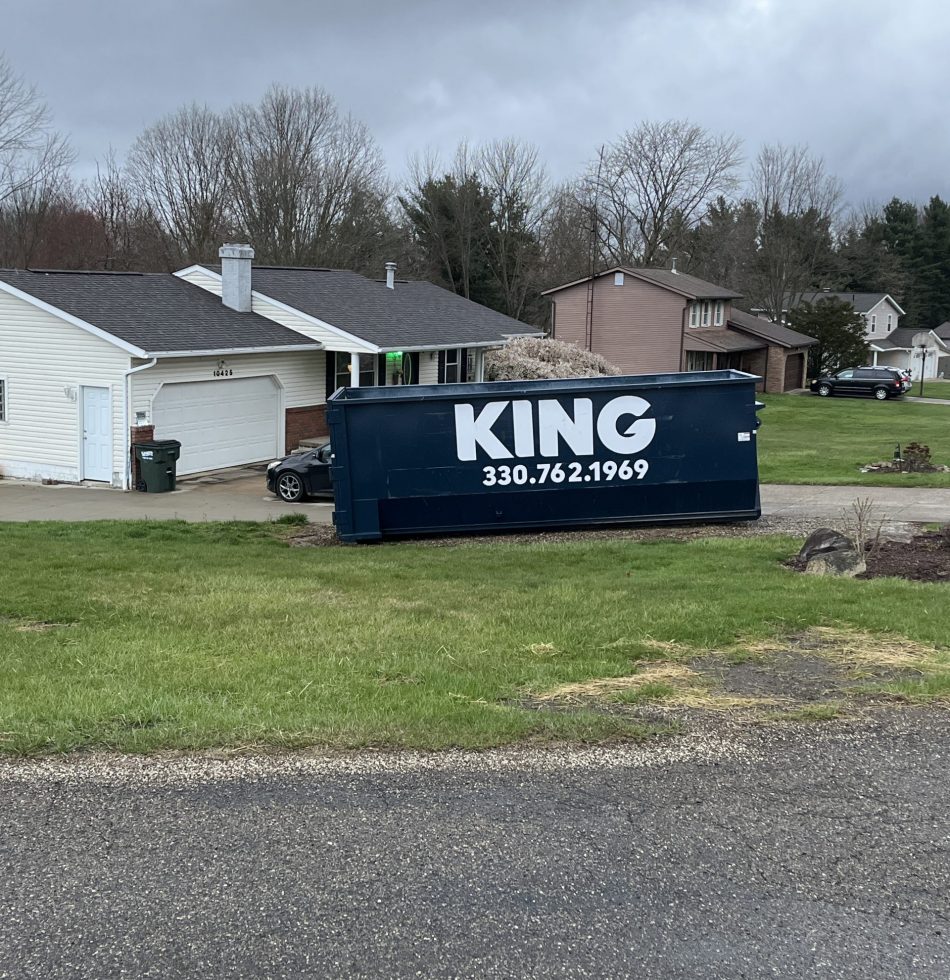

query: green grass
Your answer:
[909,379,950,400]
[757,393,950,485]
[2,521,950,755]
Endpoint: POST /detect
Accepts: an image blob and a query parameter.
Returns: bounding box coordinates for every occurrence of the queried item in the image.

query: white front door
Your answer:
[82,386,113,482]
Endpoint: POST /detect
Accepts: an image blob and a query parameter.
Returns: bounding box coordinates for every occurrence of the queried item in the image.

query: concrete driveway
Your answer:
[3,472,950,525]
[0,468,335,523]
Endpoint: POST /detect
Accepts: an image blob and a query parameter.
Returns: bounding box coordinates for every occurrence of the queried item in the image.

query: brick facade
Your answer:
[129,425,155,488]
[285,405,328,450]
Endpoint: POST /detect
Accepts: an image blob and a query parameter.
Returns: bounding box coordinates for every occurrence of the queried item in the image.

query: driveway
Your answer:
[2,711,949,979]
[0,468,335,523]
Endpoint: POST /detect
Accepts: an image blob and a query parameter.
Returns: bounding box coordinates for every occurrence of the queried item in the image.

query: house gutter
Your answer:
[122,358,158,491]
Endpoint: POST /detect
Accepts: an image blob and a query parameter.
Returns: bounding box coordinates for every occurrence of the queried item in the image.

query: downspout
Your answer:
[679,304,687,370]
[122,358,157,490]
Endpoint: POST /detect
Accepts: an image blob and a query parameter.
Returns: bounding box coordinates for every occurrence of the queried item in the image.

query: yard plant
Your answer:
[2,520,949,756]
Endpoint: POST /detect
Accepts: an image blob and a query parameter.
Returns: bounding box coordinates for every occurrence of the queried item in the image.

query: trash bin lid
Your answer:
[136,439,181,450]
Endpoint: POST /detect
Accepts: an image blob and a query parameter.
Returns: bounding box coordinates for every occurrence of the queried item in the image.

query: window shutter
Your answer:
[377,353,387,386]
[437,350,446,384]
[459,348,469,382]
[325,351,338,398]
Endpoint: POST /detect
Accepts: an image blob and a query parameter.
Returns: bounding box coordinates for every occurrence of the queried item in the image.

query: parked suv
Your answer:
[809,367,905,400]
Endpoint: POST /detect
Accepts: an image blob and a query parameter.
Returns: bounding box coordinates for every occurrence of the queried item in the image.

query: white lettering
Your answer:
[455,401,513,461]
[511,401,535,458]
[455,395,657,460]
[538,398,594,458]
[596,396,656,455]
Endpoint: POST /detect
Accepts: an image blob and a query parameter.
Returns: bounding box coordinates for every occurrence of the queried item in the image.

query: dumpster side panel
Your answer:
[328,372,762,541]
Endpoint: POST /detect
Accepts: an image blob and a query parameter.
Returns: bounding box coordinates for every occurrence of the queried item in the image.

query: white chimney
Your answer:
[385,261,397,289]
[671,257,678,274]
[219,243,254,312]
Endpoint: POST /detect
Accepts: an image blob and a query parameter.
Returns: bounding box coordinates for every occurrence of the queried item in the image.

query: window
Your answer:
[688,303,699,328]
[334,351,376,389]
[870,314,876,334]
[701,301,711,326]
[714,301,724,326]
[0,378,5,421]
[443,348,460,383]
[887,313,893,331]
[466,349,477,381]
[614,272,624,286]
[685,350,714,371]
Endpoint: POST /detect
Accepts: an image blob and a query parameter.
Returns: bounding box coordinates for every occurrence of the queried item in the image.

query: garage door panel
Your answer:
[152,377,280,474]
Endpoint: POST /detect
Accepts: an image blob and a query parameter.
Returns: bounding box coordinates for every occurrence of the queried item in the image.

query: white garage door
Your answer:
[152,377,280,475]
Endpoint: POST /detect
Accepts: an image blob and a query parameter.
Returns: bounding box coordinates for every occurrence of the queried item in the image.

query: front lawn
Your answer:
[910,379,950,400]
[2,521,949,755]
[757,393,950,485]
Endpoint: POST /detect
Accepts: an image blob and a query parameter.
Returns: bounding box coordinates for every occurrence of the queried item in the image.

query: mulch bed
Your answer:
[861,530,950,583]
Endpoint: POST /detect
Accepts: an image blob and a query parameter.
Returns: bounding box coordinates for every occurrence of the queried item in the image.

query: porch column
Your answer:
[350,352,360,387]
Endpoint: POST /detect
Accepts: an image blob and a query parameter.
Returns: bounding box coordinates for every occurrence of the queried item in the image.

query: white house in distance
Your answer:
[0,245,541,488]
[800,291,949,379]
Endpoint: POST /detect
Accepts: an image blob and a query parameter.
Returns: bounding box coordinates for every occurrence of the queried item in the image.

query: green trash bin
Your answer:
[134,440,181,493]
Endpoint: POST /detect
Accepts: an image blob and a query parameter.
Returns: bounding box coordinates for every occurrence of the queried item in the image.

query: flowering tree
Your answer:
[485,337,621,381]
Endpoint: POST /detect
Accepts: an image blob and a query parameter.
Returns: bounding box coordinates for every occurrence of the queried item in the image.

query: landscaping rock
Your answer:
[797,528,866,577]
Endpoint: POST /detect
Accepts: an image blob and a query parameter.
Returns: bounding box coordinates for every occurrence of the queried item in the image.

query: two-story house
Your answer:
[542,267,816,393]
[800,292,948,380]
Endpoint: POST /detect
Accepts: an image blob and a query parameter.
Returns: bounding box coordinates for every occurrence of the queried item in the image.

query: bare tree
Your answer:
[476,139,549,319]
[227,85,388,267]
[84,150,166,270]
[745,143,842,319]
[126,103,233,267]
[538,181,594,290]
[0,54,72,209]
[584,120,742,267]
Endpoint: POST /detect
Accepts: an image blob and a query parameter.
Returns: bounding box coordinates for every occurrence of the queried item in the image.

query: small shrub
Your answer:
[903,442,932,471]
[273,512,309,526]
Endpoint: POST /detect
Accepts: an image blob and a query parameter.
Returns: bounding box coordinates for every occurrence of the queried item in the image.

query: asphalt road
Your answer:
[2,713,950,979]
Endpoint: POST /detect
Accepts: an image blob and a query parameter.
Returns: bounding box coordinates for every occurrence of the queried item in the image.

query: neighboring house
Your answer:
[0,246,540,487]
[542,267,815,393]
[799,291,948,380]
[935,322,950,378]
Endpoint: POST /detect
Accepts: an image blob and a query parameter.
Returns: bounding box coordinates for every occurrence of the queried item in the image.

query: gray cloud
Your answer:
[4,0,947,209]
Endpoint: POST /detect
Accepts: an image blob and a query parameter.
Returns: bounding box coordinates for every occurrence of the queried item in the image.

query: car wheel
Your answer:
[276,471,305,502]
[818,384,832,397]
[873,386,889,400]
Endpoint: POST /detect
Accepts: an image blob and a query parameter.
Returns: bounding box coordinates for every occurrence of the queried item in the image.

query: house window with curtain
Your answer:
[688,303,699,328]
[701,301,711,326]
[714,301,724,326]
[334,351,376,389]
[442,348,460,383]
[685,351,714,371]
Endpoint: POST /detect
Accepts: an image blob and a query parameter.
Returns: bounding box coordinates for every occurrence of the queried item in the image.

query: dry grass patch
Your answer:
[743,625,942,674]
[534,662,782,712]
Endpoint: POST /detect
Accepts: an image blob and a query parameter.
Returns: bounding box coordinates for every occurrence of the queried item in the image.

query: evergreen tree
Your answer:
[789,298,869,375]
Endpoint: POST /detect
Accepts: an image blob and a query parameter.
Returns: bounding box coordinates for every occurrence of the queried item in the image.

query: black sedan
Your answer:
[266,444,333,502]
[809,367,905,400]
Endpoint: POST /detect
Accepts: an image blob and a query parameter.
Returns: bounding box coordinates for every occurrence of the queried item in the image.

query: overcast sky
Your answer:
[3,0,946,210]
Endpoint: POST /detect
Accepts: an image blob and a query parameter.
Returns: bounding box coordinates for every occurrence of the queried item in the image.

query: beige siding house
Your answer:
[543,267,816,393]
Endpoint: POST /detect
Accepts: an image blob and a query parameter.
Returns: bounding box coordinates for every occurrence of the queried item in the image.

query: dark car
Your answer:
[809,367,905,400]
[266,443,333,502]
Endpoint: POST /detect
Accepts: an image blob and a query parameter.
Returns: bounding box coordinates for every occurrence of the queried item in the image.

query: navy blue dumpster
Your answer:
[326,370,763,542]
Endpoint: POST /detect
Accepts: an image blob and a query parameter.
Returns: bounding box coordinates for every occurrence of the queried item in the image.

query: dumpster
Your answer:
[133,439,181,493]
[326,370,764,542]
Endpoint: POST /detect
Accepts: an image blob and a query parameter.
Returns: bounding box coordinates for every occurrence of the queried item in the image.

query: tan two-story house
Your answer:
[542,267,816,393]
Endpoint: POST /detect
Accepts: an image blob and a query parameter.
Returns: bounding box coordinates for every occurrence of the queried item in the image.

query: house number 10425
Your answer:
[213,368,234,377]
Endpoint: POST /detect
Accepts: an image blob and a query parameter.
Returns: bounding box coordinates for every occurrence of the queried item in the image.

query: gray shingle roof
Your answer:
[0,269,318,355]
[798,291,902,314]
[932,321,950,339]
[623,268,741,300]
[206,265,542,349]
[683,328,764,353]
[729,309,817,348]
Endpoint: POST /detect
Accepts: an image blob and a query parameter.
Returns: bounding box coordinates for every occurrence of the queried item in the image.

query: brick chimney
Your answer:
[219,244,254,312]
